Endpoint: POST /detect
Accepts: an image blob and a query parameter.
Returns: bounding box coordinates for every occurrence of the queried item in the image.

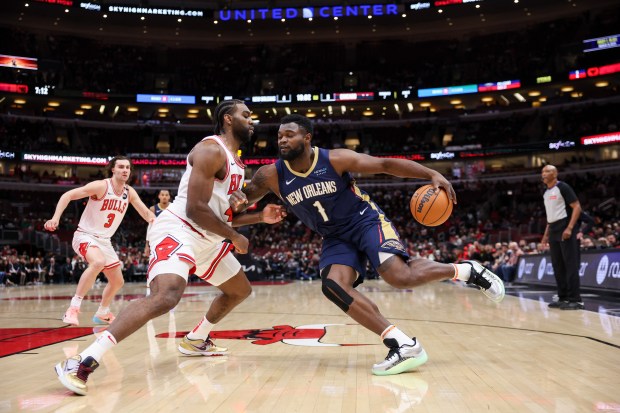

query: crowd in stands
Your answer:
[1,7,618,98]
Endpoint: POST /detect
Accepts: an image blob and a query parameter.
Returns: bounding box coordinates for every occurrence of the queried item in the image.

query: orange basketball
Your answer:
[410,184,453,226]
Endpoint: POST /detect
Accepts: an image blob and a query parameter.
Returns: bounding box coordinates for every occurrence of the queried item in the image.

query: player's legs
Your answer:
[181,252,249,357]
[75,246,107,297]
[92,266,125,324]
[107,273,186,342]
[55,273,187,395]
[321,264,428,376]
[100,266,125,307]
[206,270,252,323]
[62,244,107,325]
[323,264,390,335]
[378,256,454,288]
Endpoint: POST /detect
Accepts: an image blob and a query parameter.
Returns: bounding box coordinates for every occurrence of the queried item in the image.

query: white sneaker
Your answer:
[462,260,505,303]
[372,338,428,376]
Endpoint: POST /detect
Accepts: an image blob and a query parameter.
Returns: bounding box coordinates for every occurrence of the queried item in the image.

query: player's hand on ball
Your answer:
[231,233,249,254]
[261,204,287,224]
[229,189,248,213]
[430,172,457,204]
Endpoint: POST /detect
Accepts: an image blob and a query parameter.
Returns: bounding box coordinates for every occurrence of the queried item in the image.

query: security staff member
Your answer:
[541,165,583,310]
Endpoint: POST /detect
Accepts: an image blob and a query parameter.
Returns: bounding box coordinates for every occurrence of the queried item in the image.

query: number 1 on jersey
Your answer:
[313,201,329,222]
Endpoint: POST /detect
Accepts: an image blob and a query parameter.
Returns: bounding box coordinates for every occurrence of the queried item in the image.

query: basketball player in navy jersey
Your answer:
[151,189,171,217]
[230,114,505,376]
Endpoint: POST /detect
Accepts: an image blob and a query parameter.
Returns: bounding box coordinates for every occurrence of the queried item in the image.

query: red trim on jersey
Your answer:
[377,224,384,243]
[233,156,246,169]
[205,135,235,182]
[109,178,125,197]
[177,253,196,265]
[200,242,234,281]
[166,210,205,238]
[103,261,121,270]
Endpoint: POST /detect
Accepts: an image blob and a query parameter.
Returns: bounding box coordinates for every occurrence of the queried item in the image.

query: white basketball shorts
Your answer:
[72,231,121,270]
[146,210,241,287]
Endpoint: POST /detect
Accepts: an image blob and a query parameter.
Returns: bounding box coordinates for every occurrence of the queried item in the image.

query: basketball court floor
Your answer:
[1,279,619,412]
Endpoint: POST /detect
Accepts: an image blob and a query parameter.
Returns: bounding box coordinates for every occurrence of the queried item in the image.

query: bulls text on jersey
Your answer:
[100,199,128,214]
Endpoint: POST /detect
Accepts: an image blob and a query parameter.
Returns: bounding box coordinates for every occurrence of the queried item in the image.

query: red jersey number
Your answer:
[224,207,234,223]
[103,213,115,228]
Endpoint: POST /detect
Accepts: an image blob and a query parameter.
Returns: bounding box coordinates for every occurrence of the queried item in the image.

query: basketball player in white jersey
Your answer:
[54,100,286,395]
[45,156,155,326]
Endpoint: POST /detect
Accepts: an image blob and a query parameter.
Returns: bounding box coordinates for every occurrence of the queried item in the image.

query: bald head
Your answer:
[541,165,558,188]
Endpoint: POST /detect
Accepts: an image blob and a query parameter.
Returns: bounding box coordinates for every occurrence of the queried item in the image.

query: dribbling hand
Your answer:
[430,172,457,204]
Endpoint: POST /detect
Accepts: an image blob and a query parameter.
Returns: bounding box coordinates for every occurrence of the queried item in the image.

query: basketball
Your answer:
[410,184,453,226]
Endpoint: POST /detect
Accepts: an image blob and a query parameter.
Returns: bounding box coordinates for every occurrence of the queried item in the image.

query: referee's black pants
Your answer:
[549,235,582,302]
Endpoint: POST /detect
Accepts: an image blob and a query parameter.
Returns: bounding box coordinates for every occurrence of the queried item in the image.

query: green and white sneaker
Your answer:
[372,338,428,376]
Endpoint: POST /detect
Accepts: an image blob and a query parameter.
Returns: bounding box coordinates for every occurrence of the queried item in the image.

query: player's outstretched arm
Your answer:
[329,149,457,204]
[44,180,107,231]
[231,204,287,228]
[128,186,156,224]
[231,164,279,213]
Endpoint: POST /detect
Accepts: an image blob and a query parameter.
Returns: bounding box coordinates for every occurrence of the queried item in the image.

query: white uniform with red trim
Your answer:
[147,136,246,286]
[71,178,129,270]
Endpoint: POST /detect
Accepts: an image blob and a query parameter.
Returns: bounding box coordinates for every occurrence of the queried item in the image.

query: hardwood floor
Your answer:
[1,279,618,412]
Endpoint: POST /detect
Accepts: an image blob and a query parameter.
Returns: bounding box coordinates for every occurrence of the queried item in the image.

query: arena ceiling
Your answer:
[1,0,618,47]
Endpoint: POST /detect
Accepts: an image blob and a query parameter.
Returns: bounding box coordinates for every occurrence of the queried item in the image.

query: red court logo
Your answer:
[157,324,370,347]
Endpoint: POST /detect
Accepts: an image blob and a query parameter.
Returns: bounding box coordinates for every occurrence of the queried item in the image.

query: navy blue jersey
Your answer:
[275,147,409,276]
[275,147,379,237]
[153,203,165,217]
[275,147,408,276]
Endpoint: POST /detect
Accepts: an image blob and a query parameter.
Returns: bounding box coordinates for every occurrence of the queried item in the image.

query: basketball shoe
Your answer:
[62,306,80,326]
[54,355,99,396]
[462,260,505,303]
[92,311,115,324]
[372,337,428,376]
[178,335,228,356]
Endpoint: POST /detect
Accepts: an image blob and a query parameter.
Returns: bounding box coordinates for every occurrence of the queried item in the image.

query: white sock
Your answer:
[381,325,415,347]
[70,295,83,309]
[452,263,472,282]
[97,306,110,315]
[79,330,117,362]
[187,316,215,341]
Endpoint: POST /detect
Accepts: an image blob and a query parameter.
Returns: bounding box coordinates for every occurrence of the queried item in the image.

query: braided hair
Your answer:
[213,99,244,135]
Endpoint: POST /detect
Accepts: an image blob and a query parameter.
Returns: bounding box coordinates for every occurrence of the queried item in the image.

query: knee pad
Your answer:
[321,278,354,313]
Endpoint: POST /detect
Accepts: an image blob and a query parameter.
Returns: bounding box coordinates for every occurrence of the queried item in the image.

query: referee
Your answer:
[541,165,583,310]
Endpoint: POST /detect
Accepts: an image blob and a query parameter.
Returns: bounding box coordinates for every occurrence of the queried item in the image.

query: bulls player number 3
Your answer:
[103,213,115,228]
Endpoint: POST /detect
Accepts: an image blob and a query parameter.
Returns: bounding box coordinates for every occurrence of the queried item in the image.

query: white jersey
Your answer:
[167,135,245,242]
[77,178,130,239]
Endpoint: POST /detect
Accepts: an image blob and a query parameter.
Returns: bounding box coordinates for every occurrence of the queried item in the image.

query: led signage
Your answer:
[137,94,196,104]
[107,5,204,16]
[0,54,37,70]
[216,4,398,21]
